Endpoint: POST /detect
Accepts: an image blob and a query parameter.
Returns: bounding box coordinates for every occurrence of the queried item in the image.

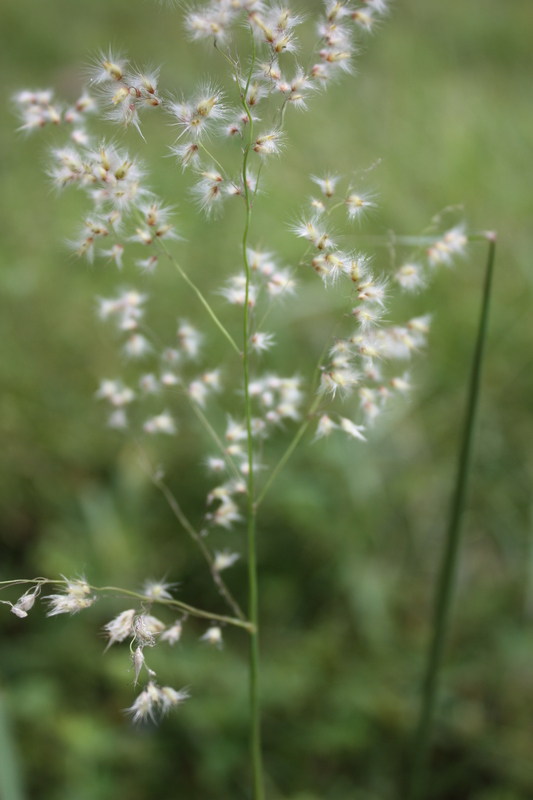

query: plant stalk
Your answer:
[157,240,240,356]
[406,234,497,799]
[0,578,252,631]
[241,32,265,800]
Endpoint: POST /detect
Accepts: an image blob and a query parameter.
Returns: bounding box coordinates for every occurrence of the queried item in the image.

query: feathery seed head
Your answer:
[200,625,223,648]
[160,686,190,712]
[89,49,127,84]
[143,412,177,435]
[213,550,241,572]
[346,191,377,221]
[45,577,96,617]
[311,172,339,198]
[253,129,284,158]
[9,585,41,619]
[178,322,202,359]
[340,417,366,441]
[394,263,426,292]
[314,414,338,440]
[103,609,136,648]
[160,621,183,645]
[142,580,176,601]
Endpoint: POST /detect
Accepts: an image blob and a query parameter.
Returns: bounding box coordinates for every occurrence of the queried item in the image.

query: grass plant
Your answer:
[0,2,530,798]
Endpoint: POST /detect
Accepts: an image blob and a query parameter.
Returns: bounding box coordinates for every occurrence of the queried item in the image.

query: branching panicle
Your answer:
[9,3,472,797]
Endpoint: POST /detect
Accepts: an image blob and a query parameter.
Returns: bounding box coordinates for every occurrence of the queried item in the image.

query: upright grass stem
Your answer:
[406,234,497,800]
[240,32,265,800]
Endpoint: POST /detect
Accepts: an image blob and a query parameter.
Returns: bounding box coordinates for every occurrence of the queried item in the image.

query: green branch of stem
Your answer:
[0,578,253,631]
[151,474,247,622]
[255,395,321,508]
[188,401,242,483]
[406,233,497,800]
[157,240,240,356]
[256,318,342,508]
[198,141,228,179]
[135,443,244,619]
[240,30,265,800]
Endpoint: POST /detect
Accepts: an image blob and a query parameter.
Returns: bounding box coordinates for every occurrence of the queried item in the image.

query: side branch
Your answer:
[135,445,246,621]
[0,579,252,632]
[157,240,241,356]
[256,396,321,507]
[153,475,247,622]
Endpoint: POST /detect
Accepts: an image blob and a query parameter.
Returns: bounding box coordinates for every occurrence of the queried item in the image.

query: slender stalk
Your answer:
[198,141,229,179]
[187,401,242,483]
[135,442,245,619]
[0,578,252,631]
[256,396,321,508]
[152,475,247,622]
[406,234,497,799]
[156,240,241,356]
[240,31,265,800]
[256,319,342,508]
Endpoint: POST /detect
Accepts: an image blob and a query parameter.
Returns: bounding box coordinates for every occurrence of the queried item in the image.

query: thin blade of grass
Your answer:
[407,233,497,800]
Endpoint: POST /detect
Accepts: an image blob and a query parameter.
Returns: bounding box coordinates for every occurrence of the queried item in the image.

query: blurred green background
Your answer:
[1,0,533,798]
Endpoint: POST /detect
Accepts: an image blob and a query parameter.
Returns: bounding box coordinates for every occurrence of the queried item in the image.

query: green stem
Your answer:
[135,443,244,619]
[0,578,252,631]
[406,234,497,799]
[153,475,247,622]
[240,31,265,800]
[188,401,242,483]
[198,141,229,179]
[256,316,342,508]
[256,396,321,508]
[157,240,240,356]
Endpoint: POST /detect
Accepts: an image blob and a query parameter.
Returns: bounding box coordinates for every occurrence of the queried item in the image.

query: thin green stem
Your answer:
[240,30,265,800]
[188,401,242,483]
[0,578,252,631]
[256,395,321,508]
[156,240,240,356]
[256,318,342,508]
[214,41,241,86]
[198,141,229,179]
[252,161,263,205]
[151,474,247,622]
[406,234,497,799]
[135,442,244,618]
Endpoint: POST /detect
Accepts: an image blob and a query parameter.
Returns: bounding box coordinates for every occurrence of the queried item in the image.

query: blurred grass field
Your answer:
[1,1,533,798]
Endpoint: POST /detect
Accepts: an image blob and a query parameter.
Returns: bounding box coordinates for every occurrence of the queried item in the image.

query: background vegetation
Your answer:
[1,0,532,798]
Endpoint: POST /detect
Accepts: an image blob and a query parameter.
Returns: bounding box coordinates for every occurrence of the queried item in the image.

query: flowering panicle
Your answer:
[13,89,95,141]
[293,173,469,435]
[8,0,465,737]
